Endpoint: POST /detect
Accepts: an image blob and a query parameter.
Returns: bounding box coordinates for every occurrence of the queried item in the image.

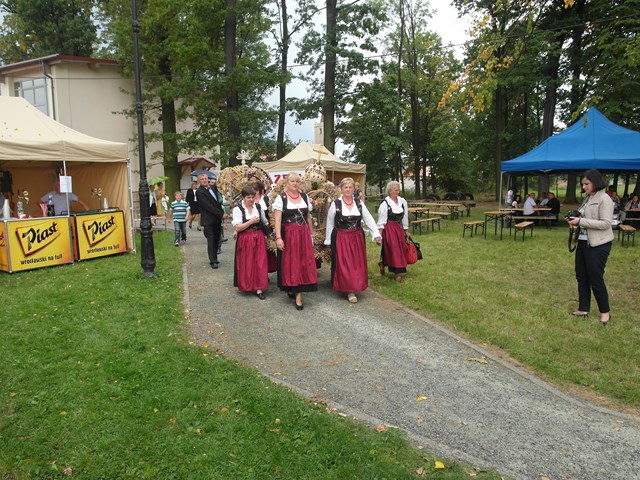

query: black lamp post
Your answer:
[132,0,156,276]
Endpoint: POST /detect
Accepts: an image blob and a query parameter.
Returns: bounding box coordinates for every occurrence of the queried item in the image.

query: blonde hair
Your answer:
[286,172,302,183]
[339,177,355,188]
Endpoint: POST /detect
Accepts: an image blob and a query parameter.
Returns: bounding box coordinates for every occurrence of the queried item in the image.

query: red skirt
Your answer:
[331,228,368,292]
[234,228,268,292]
[277,222,318,292]
[267,249,277,273]
[381,221,407,273]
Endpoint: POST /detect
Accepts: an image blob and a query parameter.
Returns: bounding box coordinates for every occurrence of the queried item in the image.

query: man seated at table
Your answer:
[523,193,537,216]
[544,192,560,226]
[538,192,549,207]
[40,179,89,216]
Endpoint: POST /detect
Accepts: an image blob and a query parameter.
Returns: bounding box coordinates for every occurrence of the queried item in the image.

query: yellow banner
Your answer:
[5,217,73,272]
[74,211,128,260]
[0,222,8,272]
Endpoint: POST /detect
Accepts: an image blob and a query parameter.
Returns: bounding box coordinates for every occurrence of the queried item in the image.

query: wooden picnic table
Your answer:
[484,210,511,239]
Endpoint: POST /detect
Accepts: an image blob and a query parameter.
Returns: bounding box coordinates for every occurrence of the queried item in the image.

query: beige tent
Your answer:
[0,96,133,251]
[255,142,366,186]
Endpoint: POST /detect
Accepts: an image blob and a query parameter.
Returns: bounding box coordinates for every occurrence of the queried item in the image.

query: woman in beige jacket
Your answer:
[567,169,614,324]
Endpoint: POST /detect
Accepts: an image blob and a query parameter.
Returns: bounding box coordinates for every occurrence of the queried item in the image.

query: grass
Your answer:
[0,233,503,479]
[366,199,640,410]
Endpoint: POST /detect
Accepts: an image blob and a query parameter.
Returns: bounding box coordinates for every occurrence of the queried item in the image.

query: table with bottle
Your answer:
[1,195,128,273]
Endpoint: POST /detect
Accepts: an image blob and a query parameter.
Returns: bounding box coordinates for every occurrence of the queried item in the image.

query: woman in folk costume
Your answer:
[324,178,382,303]
[377,181,411,283]
[252,179,277,273]
[273,173,318,311]
[232,185,269,300]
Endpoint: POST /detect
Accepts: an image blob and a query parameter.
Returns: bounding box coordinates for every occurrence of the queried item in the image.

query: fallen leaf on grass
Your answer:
[152,407,159,414]
[168,418,177,424]
[202,342,209,348]
[275,418,281,424]
[375,425,387,432]
[195,428,202,435]
[416,466,425,475]
[9,392,17,398]
[434,460,445,469]
[464,357,491,365]
[220,407,229,413]
[63,466,73,476]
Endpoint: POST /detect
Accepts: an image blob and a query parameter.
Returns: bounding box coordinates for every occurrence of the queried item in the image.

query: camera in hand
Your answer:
[564,209,582,220]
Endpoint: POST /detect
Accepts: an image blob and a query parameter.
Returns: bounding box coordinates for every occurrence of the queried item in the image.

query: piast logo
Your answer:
[82,215,116,246]
[16,221,60,256]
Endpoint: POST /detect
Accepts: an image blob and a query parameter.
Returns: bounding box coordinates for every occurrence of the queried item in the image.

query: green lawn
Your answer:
[0,234,502,480]
[366,199,640,410]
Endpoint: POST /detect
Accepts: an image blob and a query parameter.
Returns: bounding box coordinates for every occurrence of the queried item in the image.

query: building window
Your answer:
[14,78,49,115]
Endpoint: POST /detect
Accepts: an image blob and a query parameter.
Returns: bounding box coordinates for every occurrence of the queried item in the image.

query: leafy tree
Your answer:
[0,0,97,63]
[293,0,388,153]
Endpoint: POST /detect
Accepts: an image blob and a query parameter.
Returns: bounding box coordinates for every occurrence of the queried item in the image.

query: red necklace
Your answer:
[286,191,301,200]
[342,197,354,206]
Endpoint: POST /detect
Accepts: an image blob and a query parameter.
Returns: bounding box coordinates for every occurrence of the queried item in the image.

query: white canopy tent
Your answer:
[0,96,134,250]
[255,142,366,187]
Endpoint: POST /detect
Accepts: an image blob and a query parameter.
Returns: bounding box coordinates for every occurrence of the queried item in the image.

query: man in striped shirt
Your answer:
[170,191,191,245]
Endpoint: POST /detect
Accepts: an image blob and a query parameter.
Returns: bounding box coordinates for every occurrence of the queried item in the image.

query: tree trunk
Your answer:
[158,54,179,194]
[494,84,505,200]
[276,0,289,159]
[225,0,241,166]
[323,0,338,153]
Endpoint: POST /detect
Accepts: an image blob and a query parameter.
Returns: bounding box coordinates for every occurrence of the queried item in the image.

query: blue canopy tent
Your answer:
[499,108,640,205]
[502,107,640,173]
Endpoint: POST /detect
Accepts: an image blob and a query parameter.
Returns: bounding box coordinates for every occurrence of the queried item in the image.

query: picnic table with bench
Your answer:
[618,224,636,247]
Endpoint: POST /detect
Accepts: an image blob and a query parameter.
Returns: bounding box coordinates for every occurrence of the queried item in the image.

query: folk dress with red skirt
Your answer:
[276,193,318,293]
[380,211,407,274]
[234,225,269,292]
[330,222,369,293]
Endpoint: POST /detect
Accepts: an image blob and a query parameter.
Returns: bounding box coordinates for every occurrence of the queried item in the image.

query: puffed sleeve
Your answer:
[377,199,388,227]
[231,206,243,226]
[361,203,381,240]
[401,198,409,230]
[272,194,284,212]
[324,201,337,245]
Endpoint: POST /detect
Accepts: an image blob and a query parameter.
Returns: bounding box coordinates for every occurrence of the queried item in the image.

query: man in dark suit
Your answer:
[195,173,224,268]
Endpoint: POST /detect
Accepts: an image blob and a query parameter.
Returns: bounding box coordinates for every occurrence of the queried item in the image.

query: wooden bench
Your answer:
[462,220,485,238]
[513,221,534,241]
[429,211,451,220]
[411,217,440,234]
[618,224,636,247]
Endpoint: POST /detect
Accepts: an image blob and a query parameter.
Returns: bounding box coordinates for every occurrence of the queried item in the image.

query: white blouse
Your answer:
[376,196,409,230]
[272,193,313,212]
[232,204,268,228]
[324,197,381,245]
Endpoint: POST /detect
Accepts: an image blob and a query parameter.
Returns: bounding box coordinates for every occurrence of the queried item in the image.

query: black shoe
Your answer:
[211,262,219,269]
[256,291,266,300]
[295,303,304,311]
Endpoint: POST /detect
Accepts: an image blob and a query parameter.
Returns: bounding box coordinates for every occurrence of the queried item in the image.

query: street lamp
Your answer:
[132,0,156,276]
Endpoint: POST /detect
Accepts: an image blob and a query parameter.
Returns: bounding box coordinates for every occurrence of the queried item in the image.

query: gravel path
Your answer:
[182,231,639,480]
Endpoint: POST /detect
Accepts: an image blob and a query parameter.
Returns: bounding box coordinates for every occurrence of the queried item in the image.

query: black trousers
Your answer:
[575,240,611,313]
[203,222,222,265]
